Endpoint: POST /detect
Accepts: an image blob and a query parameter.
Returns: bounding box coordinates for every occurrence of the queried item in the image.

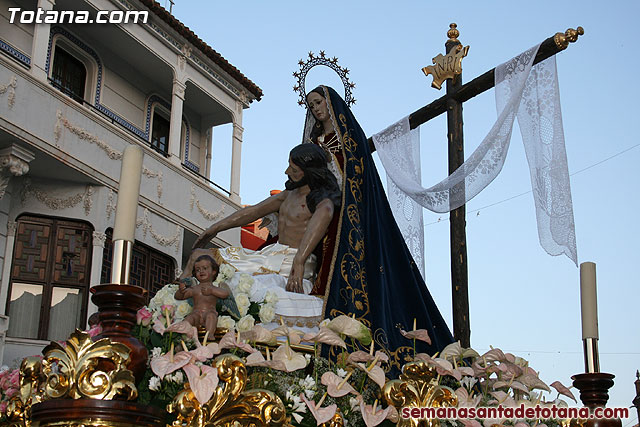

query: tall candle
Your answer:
[113,145,143,242]
[579,262,598,340]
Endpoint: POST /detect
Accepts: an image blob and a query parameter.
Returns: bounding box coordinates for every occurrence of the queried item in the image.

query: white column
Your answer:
[30,0,56,81]
[205,128,213,178]
[168,79,186,165]
[86,231,106,324]
[0,314,8,365]
[0,221,17,315]
[230,123,243,203]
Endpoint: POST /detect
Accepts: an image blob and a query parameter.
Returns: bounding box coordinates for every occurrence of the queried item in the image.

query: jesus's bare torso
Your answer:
[277,189,312,248]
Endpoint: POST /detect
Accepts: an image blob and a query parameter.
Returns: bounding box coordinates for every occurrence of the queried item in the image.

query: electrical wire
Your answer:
[424,143,640,227]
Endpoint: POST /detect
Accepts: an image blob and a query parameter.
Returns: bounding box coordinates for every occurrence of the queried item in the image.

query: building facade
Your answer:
[0,0,262,366]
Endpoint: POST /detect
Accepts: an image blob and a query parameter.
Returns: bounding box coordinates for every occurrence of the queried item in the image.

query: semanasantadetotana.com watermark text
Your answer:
[8,7,148,24]
[401,405,629,421]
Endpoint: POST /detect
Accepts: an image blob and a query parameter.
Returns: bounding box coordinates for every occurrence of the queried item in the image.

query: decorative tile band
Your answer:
[0,38,31,68]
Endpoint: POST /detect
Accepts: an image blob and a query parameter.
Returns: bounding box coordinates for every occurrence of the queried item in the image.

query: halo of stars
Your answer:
[293,51,356,108]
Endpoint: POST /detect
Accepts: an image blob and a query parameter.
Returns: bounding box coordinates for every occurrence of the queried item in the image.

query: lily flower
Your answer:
[302,327,347,348]
[245,350,286,370]
[300,392,337,426]
[440,341,480,361]
[399,328,431,345]
[240,324,276,345]
[150,343,191,379]
[270,322,305,345]
[455,387,482,408]
[182,363,219,405]
[321,371,356,398]
[347,349,389,365]
[189,336,221,362]
[271,342,307,372]
[359,398,392,427]
[326,315,371,345]
[355,355,386,388]
[166,320,199,340]
[549,380,577,403]
[219,330,256,353]
[152,317,167,335]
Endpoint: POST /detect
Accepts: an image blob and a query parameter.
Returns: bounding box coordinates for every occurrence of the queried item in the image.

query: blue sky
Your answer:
[173,1,639,419]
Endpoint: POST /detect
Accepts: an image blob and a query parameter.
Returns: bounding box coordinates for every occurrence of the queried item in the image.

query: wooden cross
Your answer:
[370,24,583,347]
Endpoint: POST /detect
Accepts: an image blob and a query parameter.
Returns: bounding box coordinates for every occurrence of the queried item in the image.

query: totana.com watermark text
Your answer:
[8,7,148,24]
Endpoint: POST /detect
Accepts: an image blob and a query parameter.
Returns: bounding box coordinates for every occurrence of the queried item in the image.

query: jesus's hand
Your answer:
[286,261,305,293]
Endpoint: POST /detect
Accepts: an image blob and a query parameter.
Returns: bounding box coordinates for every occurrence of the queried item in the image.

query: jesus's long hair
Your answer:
[289,144,341,213]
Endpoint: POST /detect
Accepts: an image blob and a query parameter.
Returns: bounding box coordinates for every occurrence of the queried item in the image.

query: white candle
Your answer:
[113,145,143,242]
[579,262,598,340]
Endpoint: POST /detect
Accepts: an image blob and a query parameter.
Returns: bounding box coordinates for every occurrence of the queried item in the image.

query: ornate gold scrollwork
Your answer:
[554,27,584,50]
[40,329,137,400]
[320,411,345,427]
[383,361,458,427]
[5,356,45,427]
[167,354,290,427]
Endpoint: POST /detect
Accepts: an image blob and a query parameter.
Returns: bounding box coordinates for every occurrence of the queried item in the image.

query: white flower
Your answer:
[299,375,316,390]
[460,376,478,390]
[319,318,330,327]
[218,315,235,330]
[259,304,276,323]
[151,347,163,359]
[236,314,255,333]
[175,301,193,321]
[235,293,250,316]
[219,264,236,281]
[236,274,254,294]
[264,291,278,304]
[304,389,315,400]
[149,376,161,391]
[349,397,360,411]
[336,368,347,378]
[170,371,184,384]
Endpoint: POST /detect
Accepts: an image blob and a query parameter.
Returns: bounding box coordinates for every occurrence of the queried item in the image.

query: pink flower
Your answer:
[321,371,356,398]
[218,330,256,354]
[137,307,153,326]
[161,305,175,317]
[359,398,392,427]
[5,387,17,399]
[0,402,7,413]
[302,327,347,348]
[182,363,219,405]
[150,348,191,379]
[399,328,432,345]
[86,325,102,338]
[550,380,577,403]
[300,393,337,425]
[166,321,198,340]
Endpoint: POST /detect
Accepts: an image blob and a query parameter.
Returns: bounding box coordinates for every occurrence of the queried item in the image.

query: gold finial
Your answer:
[554,26,584,50]
[447,23,460,42]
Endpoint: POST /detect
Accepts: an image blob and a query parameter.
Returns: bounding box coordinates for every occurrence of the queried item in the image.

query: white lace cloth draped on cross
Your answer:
[373,44,577,266]
[372,120,425,277]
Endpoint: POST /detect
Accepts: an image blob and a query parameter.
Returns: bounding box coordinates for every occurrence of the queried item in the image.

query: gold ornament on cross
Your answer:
[422,23,470,90]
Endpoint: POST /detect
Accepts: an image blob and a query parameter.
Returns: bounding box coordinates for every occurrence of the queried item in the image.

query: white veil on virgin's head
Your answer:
[301,85,344,190]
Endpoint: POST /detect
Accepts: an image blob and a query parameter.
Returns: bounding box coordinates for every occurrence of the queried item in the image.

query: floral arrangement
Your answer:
[131,282,577,427]
[0,365,20,416]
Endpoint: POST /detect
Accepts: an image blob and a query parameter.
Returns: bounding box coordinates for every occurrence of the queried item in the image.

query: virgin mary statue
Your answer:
[303,86,454,371]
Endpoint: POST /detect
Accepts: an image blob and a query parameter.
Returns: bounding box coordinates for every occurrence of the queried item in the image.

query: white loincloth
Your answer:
[219,243,323,327]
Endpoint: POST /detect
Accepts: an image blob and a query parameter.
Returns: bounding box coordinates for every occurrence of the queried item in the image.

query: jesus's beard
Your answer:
[285,176,308,190]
